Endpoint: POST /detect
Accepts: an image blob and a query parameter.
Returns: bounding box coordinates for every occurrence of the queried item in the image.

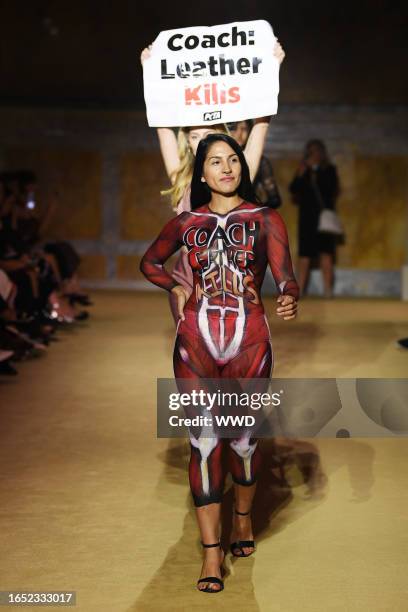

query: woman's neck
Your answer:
[208,191,242,214]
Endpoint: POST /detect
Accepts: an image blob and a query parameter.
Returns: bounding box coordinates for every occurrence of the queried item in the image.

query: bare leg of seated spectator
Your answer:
[48,290,77,322]
[43,252,62,285]
[62,273,90,300]
[26,268,39,299]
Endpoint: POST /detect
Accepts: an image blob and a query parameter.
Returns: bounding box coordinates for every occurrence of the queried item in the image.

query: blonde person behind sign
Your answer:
[140,41,285,322]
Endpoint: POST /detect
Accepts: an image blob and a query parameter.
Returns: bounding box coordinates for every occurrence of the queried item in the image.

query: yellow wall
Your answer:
[273,156,408,270]
[6,148,102,240]
[119,151,174,240]
[4,148,407,279]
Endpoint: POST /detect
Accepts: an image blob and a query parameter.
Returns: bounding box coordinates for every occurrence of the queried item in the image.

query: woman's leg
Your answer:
[320,252,334,298]
[173,333,224,590]
[222,340,273,555]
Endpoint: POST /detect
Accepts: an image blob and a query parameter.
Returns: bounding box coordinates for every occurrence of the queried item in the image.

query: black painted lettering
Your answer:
[237,57,251,74]
[231,26,246,46]
[208,56,218,76]
[168,34,183,51]
[252,57,263,73]
[202,34,216,48]
[161,59,174,79]
[218,32,230,47]
[192,61,207,76]
[219,54,235,75]
[185,35,199,49]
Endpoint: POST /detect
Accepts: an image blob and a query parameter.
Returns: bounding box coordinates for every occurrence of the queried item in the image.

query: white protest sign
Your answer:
[143,20,279,127]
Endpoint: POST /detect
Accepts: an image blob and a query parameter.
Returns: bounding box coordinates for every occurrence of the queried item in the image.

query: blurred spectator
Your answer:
[0,170,93,376]
[229,120,282,209]
[289,139,340,298]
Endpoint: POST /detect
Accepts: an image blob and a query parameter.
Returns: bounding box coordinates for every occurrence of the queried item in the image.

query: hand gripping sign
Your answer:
[143,20,279,127]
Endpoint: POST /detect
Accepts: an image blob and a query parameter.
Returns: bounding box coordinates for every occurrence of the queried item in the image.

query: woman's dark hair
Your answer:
[17,170,37,192]
[304,139,330,167]
[190,133,259,209]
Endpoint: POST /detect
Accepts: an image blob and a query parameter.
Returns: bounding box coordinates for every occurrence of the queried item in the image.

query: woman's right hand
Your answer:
[297,161,307,176]
[20,254,33,268]
[140,45,152,65]
[171,285,189,321]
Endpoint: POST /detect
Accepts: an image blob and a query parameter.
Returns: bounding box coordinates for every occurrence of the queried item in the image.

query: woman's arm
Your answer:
[265,209,299,301]
[141,45,181,184]
[156,128,180,184]
[242,41,285,182]
[288,164,308,205]
[139,214,185,291]
[243,117,271,182]
[0,255,31,272]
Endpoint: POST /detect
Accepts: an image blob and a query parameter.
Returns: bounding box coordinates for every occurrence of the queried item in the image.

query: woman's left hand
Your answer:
[276,294,297,320]
[273,41,285,65]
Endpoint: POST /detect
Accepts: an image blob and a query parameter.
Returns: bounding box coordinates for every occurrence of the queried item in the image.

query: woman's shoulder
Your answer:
[176,185,191,214]
[189,203,209,214]
[244,200,279,214]
[257,204,286,227]
[241,200,268,211]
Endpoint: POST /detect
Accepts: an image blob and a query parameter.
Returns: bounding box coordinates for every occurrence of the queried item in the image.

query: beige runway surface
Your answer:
[0,291,407,612]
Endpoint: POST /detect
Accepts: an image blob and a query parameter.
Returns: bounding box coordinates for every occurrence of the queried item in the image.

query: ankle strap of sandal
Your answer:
[201,541,221,548]
[235,508,251,516]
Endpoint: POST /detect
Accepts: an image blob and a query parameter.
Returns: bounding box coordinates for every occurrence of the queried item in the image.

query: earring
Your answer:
[201,177,206,182]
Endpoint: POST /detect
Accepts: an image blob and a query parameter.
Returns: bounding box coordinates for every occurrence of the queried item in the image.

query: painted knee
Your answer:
[189,436,224,506]
[229,437,261,485]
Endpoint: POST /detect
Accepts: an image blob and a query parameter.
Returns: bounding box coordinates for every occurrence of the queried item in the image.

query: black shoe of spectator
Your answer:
[0,359,18,375]
[37,309,61,327]
[74,310,90,321]
[65,293,93,307]
[8,319,53,342]
[0,328,32,357]
[397,338,408,349]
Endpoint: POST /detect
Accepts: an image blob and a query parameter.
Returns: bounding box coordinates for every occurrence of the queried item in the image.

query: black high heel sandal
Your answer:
[230,508,256,557]
[197,541,224,593]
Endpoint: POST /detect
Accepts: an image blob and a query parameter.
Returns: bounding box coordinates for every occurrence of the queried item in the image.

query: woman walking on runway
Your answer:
[141,41,286,321]
[140,133,299,593]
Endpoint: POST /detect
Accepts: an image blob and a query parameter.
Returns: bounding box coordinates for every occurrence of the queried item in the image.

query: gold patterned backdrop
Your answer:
[4,147,408,280]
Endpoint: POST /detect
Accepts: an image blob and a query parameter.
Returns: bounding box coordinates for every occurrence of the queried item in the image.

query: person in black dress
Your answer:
[289,139,340,298]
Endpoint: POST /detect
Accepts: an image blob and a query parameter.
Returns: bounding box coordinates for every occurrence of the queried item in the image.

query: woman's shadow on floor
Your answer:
[130,437,330,612]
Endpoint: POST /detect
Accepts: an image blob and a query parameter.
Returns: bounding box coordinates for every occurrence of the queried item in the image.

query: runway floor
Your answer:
[0,291,407,611]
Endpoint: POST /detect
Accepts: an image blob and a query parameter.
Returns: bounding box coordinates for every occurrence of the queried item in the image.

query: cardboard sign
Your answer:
[143,20,279,127]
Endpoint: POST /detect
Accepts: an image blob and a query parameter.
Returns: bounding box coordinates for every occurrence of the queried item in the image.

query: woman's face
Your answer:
[230,121,249,147]
[187,127,221,156]
[202,141,241,195]
[306,143,324,166]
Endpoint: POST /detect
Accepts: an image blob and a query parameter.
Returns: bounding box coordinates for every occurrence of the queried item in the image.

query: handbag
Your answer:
[318,208,344,235]
[311,171,345,238]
